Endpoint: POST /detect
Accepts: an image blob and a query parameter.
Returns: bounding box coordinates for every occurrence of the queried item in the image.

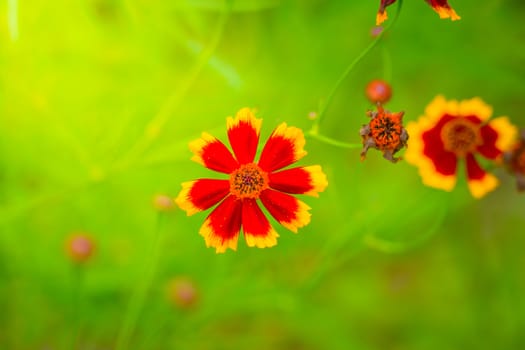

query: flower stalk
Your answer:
[310,0,403,149]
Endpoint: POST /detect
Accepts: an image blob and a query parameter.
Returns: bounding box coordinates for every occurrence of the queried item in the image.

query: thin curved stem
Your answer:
[115,213,165,350]
[70,266,84,350]
[363,206,446,253]
[113,0,234,172]
[302,202,446,292]
[307,131,361,149]
[381,45,392,82]
[315,0,403,127]
[8,0,19,41]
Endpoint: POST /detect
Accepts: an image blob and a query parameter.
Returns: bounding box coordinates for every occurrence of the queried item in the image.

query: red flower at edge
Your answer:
[376,0,460,25]
[377,0,397,25]
[176,108,328,253]
[503,130,525,192]
[405,96,518,198]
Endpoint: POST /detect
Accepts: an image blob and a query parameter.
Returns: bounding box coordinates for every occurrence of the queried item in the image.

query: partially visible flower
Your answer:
[377,0,397,25]
[166,277,199,309]
[503,129,525,192]
[65,233,96,264]
[376,0,460,25]
[425,0,461,21]
[360,104,408,163]
[176,108,328,253]
[405,96,518,198]
[153,194,175,212]
[366,79,392,104]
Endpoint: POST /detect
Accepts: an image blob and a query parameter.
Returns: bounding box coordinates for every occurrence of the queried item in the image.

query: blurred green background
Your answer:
[1,0,524,349]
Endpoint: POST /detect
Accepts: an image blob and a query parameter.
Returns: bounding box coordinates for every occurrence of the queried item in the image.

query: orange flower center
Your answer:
[441,119,482,157]
[229,163,268,199]
[370,113,403,150]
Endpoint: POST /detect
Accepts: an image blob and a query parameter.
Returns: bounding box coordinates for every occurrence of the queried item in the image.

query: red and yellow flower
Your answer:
[376,0,460,25]
[176,108,328,253]
[405,96,518,198]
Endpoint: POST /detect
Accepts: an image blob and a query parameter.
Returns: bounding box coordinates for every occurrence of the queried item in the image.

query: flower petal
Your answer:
[477,124,502,160]
[258,123,307,172]
[405,117,457,191]
[189,132,238,174]
[377,0,397,25]
[227,108,262,164]
[423,95,459,123]
[175,179,230,216]
[488,117,518,153]
[199,195,242,253]
[458,97,492,122]
[426,0,460,20]
[242,199,279,249]
[269,165,328,197]
[376,11,388,26]
[465,153,498,198]
[259,189,311,233]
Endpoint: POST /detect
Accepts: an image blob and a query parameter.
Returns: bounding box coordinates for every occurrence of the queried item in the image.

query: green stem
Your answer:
[307,131,361,149]
[315,0,403,127]
[70,265,84,350]
[0,181,93,225]
[8,0,19,41]
[113,0,234,172]
[115,213,165,350]
[364,206,446,253]
[300,223,366,292]
[381,45,392,82]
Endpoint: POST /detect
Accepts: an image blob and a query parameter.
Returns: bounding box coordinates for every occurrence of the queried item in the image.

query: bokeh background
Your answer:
[1,0,524,349]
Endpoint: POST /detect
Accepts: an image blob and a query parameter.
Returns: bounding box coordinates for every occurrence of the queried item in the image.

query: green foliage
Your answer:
[0,0,524,349]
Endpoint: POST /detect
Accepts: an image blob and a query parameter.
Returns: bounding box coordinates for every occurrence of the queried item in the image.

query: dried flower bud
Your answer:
[360,103,408,163]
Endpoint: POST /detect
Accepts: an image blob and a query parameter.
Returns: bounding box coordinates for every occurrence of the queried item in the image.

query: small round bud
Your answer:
[365,79,392,104]
[153,194,175,212]
[370,26,384,38]
[166,277,198,309]
[65,233,96,264]
[307,111,318,120]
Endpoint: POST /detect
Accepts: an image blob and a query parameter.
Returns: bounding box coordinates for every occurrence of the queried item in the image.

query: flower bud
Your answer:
[166,277,199,309]
[153,194,175,212]
[65,233,96,264]
[365,79,392,104]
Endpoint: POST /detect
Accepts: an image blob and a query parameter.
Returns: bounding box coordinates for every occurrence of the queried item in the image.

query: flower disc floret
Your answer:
[440,118,482,157]
[229,163,269,199]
